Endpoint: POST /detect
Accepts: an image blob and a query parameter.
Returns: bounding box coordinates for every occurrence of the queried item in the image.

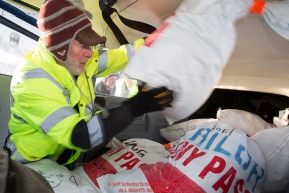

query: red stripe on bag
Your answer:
[141,162,206,193]
[249,0,266,14]
[145,22,170,47]
[83,156,118,188]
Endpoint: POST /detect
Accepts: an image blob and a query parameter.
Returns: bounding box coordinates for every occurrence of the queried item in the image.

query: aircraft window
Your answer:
[94,72,139,98]
[0,2,39,37]
[0,7,38,76]
[0,23,37,76]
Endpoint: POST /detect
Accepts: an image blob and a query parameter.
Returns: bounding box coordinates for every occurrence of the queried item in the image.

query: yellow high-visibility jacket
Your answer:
[6,39,144,164]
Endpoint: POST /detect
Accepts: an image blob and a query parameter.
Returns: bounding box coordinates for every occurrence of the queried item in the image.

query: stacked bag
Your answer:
[160,108,289,192]
[123,0,289,124]
[25,159,101,193]
[251,127,289,193]
[73,138,169,189]
[24,109,289,192]
[160,109,272,142]
[97,121,266,193]
[24,138,169,193]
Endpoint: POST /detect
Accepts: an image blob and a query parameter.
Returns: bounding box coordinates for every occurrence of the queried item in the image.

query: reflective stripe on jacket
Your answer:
[8,38,144,163]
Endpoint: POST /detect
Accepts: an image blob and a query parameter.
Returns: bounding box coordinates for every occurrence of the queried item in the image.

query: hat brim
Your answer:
[75,26,105,46]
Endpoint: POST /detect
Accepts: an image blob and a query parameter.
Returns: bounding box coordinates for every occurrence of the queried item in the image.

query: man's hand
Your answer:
[124,86,173,117]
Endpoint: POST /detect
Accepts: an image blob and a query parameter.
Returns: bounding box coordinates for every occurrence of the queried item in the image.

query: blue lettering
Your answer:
[189,128,206,142]
[234,144,251,170]
[247,163,265,193]
[204,132,219,150]
[235,144,245,164]
[214,136,230,156]
[196,128,211,146]
[242,151,251,170]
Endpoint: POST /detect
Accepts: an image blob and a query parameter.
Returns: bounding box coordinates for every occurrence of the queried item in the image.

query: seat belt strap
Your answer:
[99,1,156,45]
[102,11,129,45]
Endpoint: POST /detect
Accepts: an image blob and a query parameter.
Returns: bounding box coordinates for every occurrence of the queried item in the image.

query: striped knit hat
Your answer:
[37,0,104,63]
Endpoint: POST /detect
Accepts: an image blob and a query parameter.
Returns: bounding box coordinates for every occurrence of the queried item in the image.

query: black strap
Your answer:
[99,1,156,45]
[102,11,129,45]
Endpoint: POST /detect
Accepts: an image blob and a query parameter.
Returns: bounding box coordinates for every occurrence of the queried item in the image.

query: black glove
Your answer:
[124,86,173,117]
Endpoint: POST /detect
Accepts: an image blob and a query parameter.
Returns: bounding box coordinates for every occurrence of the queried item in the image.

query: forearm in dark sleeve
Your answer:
[71,104,136,149]
[101,104,136,141]
[71,120,91,149]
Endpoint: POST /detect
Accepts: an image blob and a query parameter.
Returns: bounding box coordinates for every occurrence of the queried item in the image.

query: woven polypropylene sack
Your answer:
[251,126,289,193]
[73,138,169,189]
[217,109,272,136]
[159,118,217,142]
[97,121,266,193]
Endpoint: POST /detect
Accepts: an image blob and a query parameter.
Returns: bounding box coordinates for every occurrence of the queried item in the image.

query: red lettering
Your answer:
[175,142,194,161]
[182,147,206,166]
[170,142,184,159]
[120,158,140,170]
[234,179,244,193]
[114,151,134,162]
[199,156,226,178]
[106,146,125,156]
[212,167,236,193]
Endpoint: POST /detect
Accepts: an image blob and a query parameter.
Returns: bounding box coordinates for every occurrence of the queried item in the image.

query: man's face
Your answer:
[105,76,117,89]
[65,39,92,75]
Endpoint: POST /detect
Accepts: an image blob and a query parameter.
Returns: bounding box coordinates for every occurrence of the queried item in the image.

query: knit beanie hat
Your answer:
[37,0,104,63]
[106,73,119,79]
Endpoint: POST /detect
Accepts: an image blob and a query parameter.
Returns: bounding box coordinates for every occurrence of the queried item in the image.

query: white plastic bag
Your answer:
[124,0,289,124]
[273,108,289,127]
[263,1,289,40]
[25,159,101,193]
[217,109,272,135]
[73,138,169,188]
[159,118,217,142]
[251,126,289,193]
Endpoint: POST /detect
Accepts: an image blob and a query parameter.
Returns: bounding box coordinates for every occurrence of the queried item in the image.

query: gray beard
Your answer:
[65,55,84,76]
